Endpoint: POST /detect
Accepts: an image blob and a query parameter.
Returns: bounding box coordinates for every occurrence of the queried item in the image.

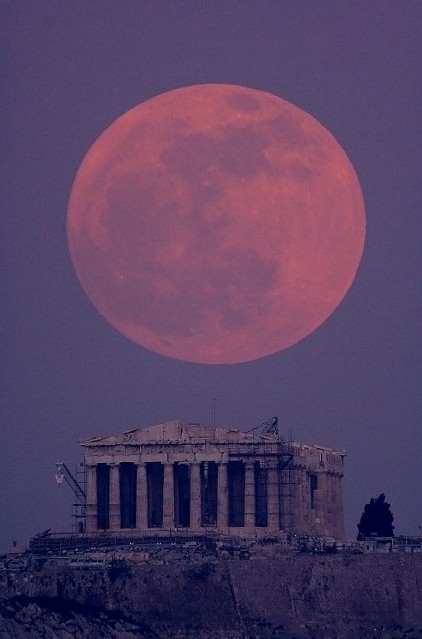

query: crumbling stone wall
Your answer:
[1,554,422,639]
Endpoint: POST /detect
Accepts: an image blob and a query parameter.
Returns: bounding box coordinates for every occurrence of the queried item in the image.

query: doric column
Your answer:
[190,462,201,532]
[85,464,97,533]
[217,462,228,531]
[244,461,255,530]
[296,467,307,532]
[163,462,175,530]
[109,464,120,531]
[314,471,326,532]
[136,462,147,531]
[336,474,345,539]
[267,462,280,531]
[327,473,334,528]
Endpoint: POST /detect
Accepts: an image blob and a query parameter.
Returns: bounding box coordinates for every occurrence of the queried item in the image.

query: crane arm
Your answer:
[55,462,86,505]
[246,416,279,436]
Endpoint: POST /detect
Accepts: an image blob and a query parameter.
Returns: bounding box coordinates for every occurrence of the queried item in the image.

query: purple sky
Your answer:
[2,1,421,551]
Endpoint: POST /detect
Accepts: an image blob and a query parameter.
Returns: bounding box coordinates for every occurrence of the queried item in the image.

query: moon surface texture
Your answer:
[67,84,365,364]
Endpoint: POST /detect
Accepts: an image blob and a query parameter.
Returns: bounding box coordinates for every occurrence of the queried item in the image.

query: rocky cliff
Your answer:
[1,552,422,638]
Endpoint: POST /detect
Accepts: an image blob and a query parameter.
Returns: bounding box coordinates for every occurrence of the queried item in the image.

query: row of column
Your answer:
[85,460,281,534]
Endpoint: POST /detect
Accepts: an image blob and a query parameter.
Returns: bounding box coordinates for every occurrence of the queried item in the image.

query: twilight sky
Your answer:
[1,1,421,552]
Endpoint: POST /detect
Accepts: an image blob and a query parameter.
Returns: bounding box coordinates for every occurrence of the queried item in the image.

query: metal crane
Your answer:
[55,462,87,533]
[246,416,279,436]
[55,462,86,505]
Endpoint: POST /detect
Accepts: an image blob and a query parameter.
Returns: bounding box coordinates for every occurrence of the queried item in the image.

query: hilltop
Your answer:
[1,541,422,639]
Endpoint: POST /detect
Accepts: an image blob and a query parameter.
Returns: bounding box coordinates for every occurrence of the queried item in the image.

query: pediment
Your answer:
[80,419,280,447]
[121,420,187,444]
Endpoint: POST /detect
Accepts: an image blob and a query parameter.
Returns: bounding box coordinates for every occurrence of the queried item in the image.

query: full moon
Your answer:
[67,84,365,364]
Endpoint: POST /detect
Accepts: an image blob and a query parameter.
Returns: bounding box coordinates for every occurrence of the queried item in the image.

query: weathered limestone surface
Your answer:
[1,554,422,638]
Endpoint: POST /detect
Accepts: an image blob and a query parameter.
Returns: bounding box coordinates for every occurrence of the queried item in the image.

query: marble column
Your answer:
[327,473,334,529]
[314,471,326,532]
[163,462,175,530]
[109,464,120,531]
[296,467,307,532]
[244,461,255,530]
[336,474,345,539]
[136,462,147,531]
[267,462,280,531]
[190,462,201,532]
[85,464,97,533]
[217,462,228,531]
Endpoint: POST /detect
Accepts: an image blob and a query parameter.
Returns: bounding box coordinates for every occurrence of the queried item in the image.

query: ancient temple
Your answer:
[81,420,345,539]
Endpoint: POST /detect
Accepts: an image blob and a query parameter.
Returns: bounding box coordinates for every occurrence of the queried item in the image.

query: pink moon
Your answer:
[67,84,365,364]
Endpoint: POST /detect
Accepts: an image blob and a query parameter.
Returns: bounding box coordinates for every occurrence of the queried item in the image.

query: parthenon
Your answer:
[81,420,345,539]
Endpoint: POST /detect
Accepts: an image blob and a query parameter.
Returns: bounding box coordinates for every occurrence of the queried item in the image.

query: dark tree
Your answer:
[357,493,394,539]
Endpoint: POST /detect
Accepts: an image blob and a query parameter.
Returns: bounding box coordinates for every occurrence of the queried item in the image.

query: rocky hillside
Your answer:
[1,551,422,638]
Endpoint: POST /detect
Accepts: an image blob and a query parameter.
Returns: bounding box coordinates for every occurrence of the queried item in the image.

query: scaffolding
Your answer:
[278,441,295,534]
[55,462,86,533]
[226,422,296,533]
